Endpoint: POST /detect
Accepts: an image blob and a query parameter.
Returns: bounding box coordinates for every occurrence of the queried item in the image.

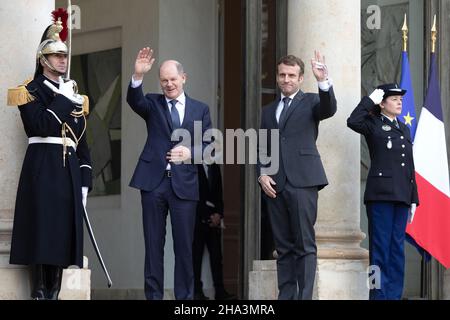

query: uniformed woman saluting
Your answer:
[347,84,419,300]
[7,9,92,300]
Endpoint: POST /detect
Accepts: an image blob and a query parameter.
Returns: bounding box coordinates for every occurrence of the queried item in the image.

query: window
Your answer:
[71,48,122,196]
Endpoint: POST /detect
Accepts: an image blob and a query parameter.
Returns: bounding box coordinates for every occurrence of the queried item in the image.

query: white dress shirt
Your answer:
[276,90,299,123]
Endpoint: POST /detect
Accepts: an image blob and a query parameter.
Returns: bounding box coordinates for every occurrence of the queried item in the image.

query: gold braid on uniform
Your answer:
[61,114,87,167]
[70,95,89,117]
[7,78,35,106]
[61,94,89,166]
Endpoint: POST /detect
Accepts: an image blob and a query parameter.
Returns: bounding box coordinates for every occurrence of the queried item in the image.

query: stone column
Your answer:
[288,0,369,299]
[0,0,54,299]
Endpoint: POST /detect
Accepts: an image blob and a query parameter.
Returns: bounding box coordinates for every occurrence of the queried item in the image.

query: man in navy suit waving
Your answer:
[127,47,212,300]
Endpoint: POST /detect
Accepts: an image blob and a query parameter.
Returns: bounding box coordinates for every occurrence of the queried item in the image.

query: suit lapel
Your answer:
[159,95,174,132]
[181,95,194,129]
[280,91,306,130]
[265,100,279,129]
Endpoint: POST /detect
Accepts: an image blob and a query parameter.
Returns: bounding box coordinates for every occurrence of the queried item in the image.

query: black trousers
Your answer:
[265,183,318,300]
[193,219,225,295]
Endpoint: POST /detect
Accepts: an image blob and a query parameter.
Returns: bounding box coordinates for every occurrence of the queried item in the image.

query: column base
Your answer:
[249,258,369,300]
[0,255,30,300]
[0,255,92,300]
[314,259,369,300]
[249,260,278,300]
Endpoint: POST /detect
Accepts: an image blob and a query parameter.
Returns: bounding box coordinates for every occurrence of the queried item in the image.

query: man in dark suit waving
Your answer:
[127,47,212,300]
[258,52,337,300]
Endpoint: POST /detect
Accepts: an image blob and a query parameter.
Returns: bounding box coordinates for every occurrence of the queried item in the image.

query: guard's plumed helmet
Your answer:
[35,8,69,78]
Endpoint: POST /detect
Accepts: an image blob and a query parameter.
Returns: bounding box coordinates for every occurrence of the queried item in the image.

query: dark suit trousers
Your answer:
[193,221,225,295]
[141,176,197,300]
[266,182,318,300]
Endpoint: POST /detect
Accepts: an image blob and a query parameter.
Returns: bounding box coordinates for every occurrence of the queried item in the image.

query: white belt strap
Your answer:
[29,137,77,151]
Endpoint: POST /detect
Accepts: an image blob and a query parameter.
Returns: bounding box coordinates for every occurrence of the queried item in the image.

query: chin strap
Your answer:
[41,57,66,77]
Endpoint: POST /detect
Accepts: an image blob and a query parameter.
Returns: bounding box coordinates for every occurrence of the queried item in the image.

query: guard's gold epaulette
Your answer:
[82,95,89,116]
[7,78,35,106]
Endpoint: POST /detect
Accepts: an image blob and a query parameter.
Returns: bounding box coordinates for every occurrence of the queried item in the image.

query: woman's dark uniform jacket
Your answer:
[9,74,92,268]
[347,96,419,206]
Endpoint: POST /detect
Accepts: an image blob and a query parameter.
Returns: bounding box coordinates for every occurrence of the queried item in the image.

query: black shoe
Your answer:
[30,265,48,300]
[194,292,210,300]
[215,290,237,300]
[46,266,63,300]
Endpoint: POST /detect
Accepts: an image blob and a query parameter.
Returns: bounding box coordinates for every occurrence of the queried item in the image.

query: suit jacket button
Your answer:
[379,173,383,176]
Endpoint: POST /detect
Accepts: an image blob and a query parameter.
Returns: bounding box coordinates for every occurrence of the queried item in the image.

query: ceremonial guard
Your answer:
[347,84,419,300]
[7,9,92,300]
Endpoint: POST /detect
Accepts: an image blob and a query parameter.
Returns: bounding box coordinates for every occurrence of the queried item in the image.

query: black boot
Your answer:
[30,264,47,300]
[46,266,63,300]
[215,287,238,300]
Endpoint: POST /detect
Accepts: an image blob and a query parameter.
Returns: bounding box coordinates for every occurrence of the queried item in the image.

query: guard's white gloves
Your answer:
[369,89,385,105]
[408,203,417,224]
[44,77,84,106]
[82,187,89,209]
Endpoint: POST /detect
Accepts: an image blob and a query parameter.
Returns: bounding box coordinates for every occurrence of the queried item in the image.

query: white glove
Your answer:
[369,89,385,105]
[408,203,417,224]
[44,77,84,106]
[82,187,89,209]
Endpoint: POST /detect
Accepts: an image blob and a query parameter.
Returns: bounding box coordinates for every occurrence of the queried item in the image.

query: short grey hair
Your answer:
[175,61,185,74]
[160,60,185,75]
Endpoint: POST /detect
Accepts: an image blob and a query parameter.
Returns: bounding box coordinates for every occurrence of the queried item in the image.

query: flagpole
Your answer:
[67,0,72,79]
[402,13,426,298]
[431,15,437,54]
[422,14,438,300]
[402,14,408,52]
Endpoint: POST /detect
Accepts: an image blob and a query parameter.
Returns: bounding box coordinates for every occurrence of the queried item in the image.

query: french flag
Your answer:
[406,52,450,268]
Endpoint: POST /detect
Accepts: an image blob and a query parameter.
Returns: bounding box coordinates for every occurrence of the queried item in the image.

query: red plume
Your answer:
[51,8,69,42]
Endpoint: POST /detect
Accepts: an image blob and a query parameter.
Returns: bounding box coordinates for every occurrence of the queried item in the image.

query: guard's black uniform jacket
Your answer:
[347,96,419,206]
[9,74,92,268]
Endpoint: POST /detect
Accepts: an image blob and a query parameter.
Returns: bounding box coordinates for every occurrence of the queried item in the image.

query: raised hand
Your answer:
[134,47,156,80]
[311,50,328,82]
[369,89,385,105]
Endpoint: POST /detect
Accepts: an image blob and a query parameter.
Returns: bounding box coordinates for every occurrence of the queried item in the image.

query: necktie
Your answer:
[169,100,181,129]
[279,97,291,125]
